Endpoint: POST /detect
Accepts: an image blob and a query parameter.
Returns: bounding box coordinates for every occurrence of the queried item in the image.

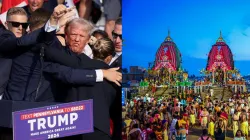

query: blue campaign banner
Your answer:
[122,88,125,106]
[13,100,94,140]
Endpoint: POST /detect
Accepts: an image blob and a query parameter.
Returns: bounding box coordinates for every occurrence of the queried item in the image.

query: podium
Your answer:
[0,100,59,140]
[0,99,94,140]
[0,100,60,128]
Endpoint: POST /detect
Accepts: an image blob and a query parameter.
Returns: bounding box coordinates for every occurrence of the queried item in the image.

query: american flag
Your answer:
[0,0,28,25]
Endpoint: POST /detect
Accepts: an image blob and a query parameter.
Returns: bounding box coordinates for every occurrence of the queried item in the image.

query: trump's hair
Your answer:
[65,18,95,36]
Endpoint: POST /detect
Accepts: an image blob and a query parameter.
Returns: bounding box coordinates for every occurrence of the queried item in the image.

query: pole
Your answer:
[224,69,226,85]
[235,74,237,93]
[212,71,215,85]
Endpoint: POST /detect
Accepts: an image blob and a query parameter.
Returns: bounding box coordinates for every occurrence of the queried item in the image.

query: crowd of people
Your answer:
[122,90,250,140]
[0,0,122,140]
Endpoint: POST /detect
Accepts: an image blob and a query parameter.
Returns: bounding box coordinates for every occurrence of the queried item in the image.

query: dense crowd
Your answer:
[122,90,250,140]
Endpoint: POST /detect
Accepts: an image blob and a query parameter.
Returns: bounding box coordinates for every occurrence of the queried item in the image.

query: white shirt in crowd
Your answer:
[241,104,245,108]
[109,52,122,65]
[130,100,134,107]
[210,89,214,96]
[230,108,235,115]
[147,97,151,102]
[178,102,181,107]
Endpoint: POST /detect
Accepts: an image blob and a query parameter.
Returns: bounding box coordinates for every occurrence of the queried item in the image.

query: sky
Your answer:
[123,0,250,76]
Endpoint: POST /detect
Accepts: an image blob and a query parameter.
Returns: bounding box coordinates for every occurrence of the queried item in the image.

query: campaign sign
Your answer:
[13,100,94,140]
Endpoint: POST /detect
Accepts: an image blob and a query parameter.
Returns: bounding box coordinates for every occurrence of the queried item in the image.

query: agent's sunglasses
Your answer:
[112,31,122,40]
[7,21,29,29]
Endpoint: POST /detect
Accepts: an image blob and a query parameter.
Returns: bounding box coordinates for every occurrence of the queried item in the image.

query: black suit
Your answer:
[0,26,59,140]
[109,53,122,140]
[110,54,122,70]
[0,27,50,100]
[61,80,116,140]
[0,27,12,95]
[60,62,117,140]
[0,58,12,96]
[44,41,118,139]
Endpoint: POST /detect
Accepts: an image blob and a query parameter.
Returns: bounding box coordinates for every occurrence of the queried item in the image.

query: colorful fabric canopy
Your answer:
[206,33,234,71]
[153,34,182,71]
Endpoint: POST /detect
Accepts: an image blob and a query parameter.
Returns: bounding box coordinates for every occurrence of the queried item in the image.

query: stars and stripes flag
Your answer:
[0,0,28,25]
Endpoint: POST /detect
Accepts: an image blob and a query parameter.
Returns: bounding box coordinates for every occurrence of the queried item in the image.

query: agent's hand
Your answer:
[102,67,122,86]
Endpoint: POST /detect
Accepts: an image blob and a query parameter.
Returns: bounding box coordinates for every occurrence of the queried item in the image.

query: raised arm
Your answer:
[0,4,70,53]
[0,27,55,53]
[44,43,111,69]
[43,63,122,86]
[43,62,97,85]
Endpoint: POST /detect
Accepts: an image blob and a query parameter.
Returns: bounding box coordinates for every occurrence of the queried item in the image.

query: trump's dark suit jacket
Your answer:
[44,43,106,69]
[44,41,118,138]
[64,62,117,138]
